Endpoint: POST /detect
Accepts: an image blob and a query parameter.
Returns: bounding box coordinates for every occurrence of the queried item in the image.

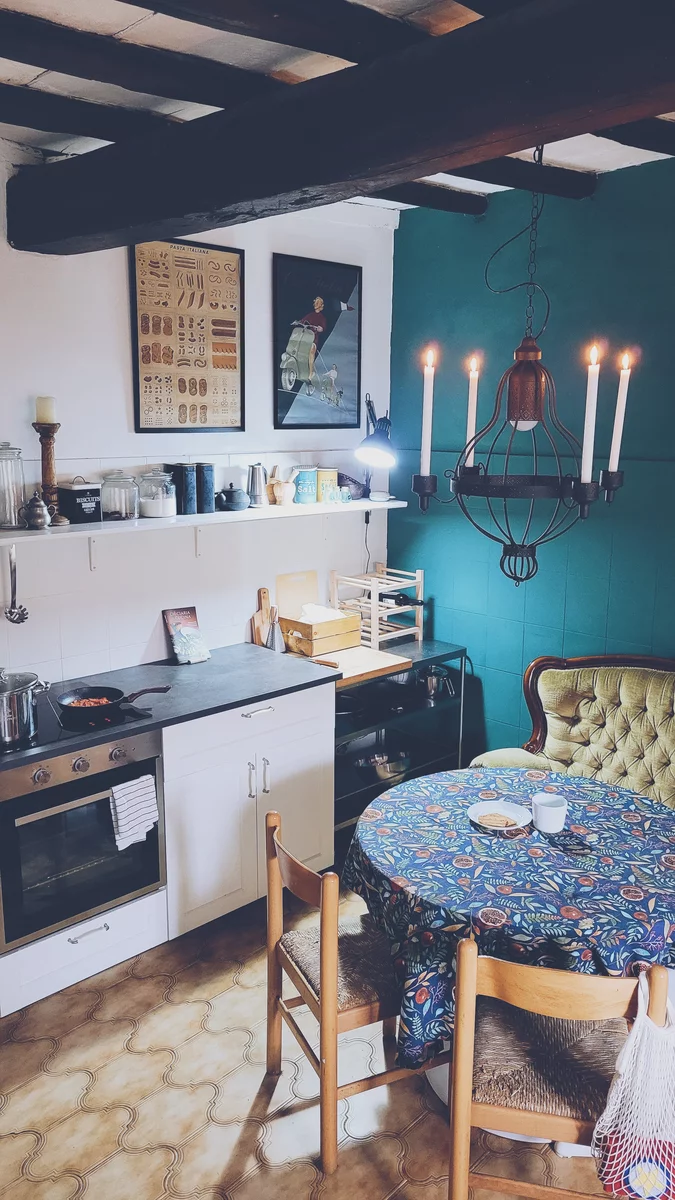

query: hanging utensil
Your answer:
[5,544,28,624]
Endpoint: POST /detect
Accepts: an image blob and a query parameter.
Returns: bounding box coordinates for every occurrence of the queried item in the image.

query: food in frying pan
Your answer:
[67,697,112,707]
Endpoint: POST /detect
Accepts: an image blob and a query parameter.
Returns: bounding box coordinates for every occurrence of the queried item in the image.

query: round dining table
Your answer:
[342,766,675,1070]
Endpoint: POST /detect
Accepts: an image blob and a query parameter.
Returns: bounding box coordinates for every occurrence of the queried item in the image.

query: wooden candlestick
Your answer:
[32,421,60,508]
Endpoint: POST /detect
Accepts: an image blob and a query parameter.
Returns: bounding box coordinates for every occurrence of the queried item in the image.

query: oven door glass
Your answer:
[0,760,162,947]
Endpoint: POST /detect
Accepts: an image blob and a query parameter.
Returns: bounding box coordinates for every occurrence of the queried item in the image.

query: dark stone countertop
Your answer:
[0,644,341,772]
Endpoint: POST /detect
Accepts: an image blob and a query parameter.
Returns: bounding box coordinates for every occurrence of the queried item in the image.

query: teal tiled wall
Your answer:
[388,158,675,756]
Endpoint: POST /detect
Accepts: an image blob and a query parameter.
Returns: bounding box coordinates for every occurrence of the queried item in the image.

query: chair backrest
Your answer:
[523,654,675,808]
[266,810,323,908]
[457,937,669,1026]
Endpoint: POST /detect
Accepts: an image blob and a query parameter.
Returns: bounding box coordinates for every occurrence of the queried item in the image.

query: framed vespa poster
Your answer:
[273,253,362,429]
[130,239,244,432]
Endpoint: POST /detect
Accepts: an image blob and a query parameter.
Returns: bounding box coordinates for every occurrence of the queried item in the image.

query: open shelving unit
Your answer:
[0,498,406,550]
[332,639,467,869]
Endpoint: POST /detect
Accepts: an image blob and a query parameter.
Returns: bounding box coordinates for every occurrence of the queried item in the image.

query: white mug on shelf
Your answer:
[531,791,568,834]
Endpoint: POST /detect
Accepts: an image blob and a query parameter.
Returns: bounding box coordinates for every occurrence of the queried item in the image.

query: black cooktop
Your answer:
[5,698,152,758]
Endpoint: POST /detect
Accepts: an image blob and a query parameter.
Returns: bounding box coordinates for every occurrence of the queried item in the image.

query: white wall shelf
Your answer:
[1,498,407,547]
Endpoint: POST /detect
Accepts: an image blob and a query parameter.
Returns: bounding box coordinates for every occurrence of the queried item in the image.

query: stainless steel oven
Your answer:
[0,730,165,952]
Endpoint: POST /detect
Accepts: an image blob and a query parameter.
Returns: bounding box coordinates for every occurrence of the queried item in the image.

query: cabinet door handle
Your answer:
[262,756,270,794]
[241,705,275,719]
[68,922,109,945]
[248,761,256,799]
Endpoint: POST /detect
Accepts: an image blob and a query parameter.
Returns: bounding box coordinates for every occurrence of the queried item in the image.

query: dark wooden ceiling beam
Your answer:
[599,117,675,156]
[372,182,488,214]
[0,81,175,142]
[120,0,425,62]
[0,9,279,109]
[448,155,597,198]
[9,0,675,255]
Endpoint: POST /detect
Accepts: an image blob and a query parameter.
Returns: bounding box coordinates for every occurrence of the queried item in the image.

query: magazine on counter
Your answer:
[163,606,211,665]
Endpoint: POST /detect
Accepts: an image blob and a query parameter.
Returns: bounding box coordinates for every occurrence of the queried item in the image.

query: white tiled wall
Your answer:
[3,505,388,683]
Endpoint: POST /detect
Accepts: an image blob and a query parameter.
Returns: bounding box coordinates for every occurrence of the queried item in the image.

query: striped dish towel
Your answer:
[110,774,159,851]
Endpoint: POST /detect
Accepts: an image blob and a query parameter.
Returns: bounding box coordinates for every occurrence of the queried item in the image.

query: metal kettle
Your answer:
[246,463,269,508]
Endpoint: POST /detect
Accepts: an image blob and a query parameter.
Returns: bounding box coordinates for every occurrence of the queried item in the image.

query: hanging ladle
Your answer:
[5,544,28,624]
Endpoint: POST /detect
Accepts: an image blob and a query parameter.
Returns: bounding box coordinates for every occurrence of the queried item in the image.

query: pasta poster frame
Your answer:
[130,238,245,433]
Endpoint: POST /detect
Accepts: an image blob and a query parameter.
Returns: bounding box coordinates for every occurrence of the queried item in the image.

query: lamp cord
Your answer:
[483,145,551,340]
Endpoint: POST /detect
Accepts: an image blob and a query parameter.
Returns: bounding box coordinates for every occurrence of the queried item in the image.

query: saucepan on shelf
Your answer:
[53,684,171,729]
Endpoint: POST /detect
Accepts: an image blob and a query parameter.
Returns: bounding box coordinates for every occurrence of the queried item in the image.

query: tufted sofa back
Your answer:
[537,665,675,808]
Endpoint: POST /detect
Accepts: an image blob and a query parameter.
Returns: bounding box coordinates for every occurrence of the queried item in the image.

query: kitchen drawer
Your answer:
[162,682,335,779]
[0,889,168,1017]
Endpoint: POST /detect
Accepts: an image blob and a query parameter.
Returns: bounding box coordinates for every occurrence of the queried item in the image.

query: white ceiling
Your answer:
[0,0,671,199]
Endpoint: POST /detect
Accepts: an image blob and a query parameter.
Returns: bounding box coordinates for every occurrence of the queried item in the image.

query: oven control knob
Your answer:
[72,756,90,774]
[110,746,127,763]
[32,767,51,786]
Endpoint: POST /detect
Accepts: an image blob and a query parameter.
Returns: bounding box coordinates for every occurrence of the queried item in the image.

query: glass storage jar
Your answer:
[0,443,26,528]
[101,471,139,520]
[139,469,177,518]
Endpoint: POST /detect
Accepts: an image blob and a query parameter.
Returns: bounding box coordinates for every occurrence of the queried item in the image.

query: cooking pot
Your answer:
[54,684,171,729]
[0,669,49,748]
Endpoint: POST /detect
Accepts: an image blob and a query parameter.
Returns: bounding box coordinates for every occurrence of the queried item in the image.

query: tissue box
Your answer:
[278,613,361,657]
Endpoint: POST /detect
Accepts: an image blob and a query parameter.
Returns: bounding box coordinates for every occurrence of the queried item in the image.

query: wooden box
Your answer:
[278,613,361,657]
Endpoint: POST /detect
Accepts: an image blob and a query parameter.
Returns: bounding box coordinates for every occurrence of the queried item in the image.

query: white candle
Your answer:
[420,348,435,476]
[465,356,479,467]
[35,395,57,423]
[608,353,631,472]
[580,346,600,483]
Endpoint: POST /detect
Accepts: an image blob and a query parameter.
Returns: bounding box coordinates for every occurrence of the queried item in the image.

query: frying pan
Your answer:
[54,684,171,728]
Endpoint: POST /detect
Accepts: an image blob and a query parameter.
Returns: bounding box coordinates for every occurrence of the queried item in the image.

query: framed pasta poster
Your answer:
[130,239,244,432]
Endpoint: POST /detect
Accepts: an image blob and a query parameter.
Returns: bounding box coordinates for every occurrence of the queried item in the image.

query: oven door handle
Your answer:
[15,788,112,827]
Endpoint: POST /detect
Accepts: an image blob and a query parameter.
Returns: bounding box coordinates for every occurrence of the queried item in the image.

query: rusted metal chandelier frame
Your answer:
[413,153,623,583]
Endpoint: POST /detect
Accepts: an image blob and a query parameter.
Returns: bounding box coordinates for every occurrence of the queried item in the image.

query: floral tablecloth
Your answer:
[342,767,675,1069]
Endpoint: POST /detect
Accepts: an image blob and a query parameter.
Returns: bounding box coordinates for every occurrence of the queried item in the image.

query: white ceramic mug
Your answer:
[531,791,568,834]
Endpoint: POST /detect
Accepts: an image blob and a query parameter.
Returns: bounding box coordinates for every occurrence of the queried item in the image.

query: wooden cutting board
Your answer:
[252,587,271,647]
[275,570,319,620]
[325,647,413,688]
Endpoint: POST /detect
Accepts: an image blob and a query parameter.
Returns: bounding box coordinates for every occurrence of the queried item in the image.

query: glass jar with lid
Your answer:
[139,469,177,518]
[101,471,139,520]
[0,443,26,528]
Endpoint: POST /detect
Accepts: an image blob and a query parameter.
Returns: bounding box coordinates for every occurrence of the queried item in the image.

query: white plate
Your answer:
[467,800,532,831]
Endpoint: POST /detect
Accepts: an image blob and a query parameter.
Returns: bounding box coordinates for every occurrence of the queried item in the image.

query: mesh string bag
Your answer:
[593,973,675,1200]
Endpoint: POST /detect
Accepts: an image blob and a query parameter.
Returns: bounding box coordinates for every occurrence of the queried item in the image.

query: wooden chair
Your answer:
[449,936,670,1200]
[265,810,452,1174]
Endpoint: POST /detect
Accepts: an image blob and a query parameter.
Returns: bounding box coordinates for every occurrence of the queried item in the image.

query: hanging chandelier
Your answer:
[411,149,632,584]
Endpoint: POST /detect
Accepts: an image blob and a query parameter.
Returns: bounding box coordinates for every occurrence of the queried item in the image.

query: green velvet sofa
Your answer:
[471,655,675,809]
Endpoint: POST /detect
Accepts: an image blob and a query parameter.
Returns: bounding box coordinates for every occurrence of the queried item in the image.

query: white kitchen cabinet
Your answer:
[255,716,335,895]
[162,683,335,936]
[163,741,259,936]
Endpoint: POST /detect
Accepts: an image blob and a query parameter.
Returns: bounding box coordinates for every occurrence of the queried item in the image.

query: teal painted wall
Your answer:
[388,157,675,756]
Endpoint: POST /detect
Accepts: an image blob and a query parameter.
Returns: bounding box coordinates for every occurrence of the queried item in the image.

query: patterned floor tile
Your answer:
[83,1145,175,1199]
[82,1048,173,1112]
[0,895,603,1199]
[124,1081,216,1150]
[0,1069,90,1136]
[27,1106,131,1179]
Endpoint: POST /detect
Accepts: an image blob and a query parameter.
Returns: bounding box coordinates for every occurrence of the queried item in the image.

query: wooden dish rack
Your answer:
[329,564,424,650]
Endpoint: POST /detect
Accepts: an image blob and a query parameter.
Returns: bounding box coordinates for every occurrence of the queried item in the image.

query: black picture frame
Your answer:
[272,253,362,430]
[130,238,245,433]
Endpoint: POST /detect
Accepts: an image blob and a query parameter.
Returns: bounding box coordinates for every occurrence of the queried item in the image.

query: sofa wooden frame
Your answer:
[522,654,675,754]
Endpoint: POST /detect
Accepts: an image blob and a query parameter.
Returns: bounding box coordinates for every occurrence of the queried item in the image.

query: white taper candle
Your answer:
[465,356,479,467]
[420,348,435,476]
[580,346,600,483]
[608,353,631,472]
